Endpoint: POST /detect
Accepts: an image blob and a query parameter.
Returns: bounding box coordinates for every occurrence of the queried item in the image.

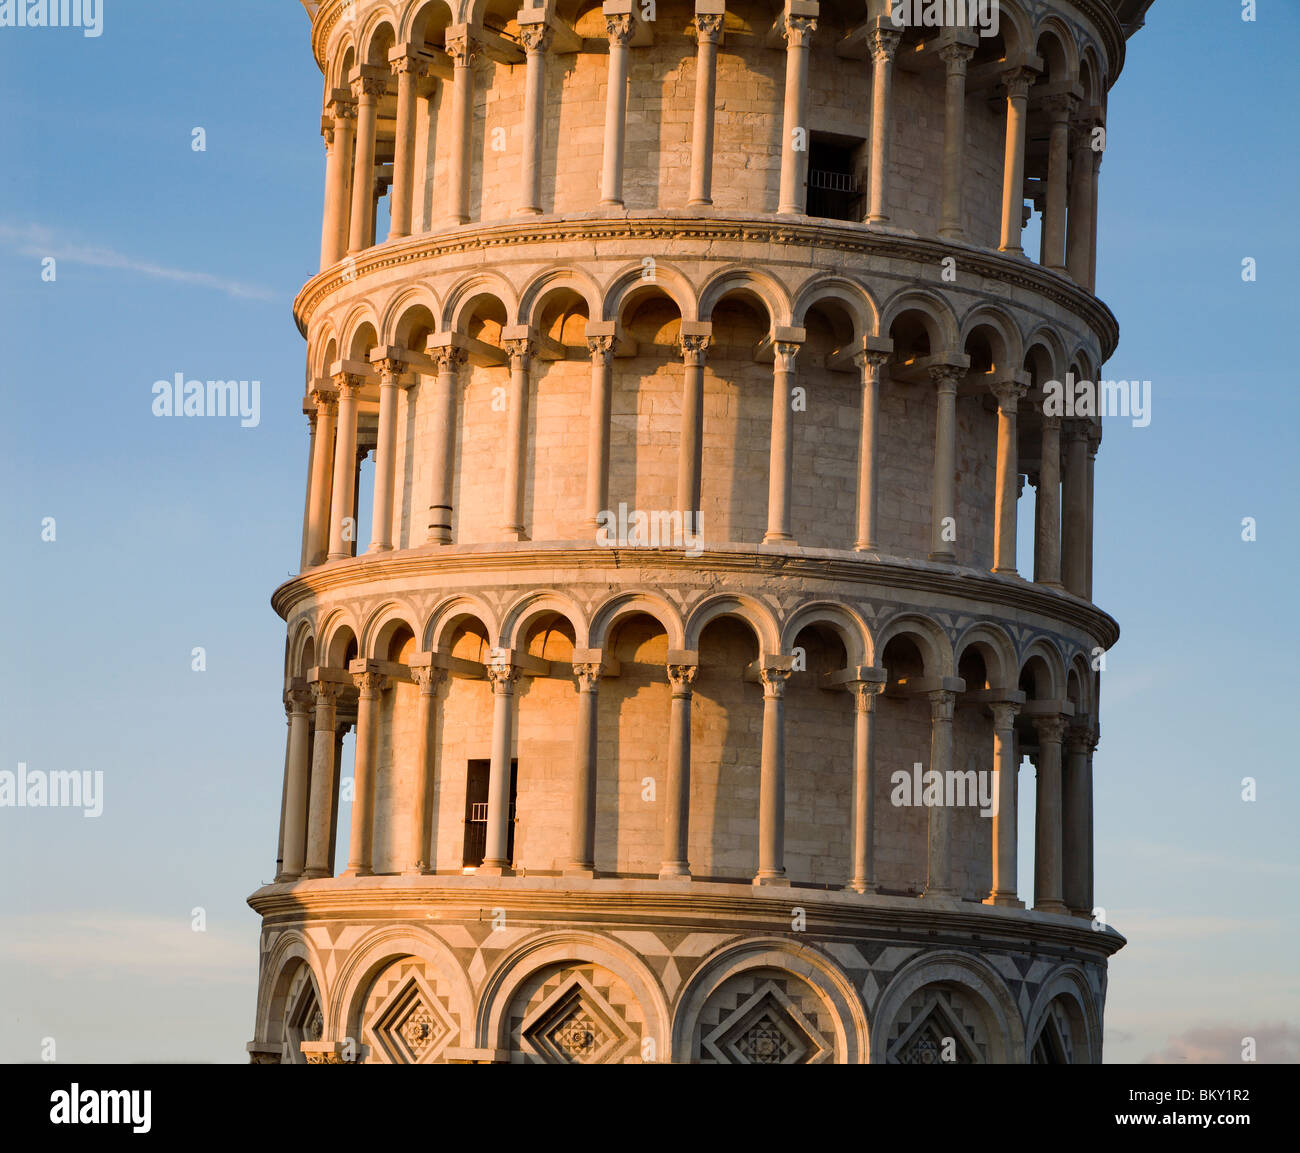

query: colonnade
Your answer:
[315,9,1105,289]
[298,333,1099,599]
[274,649,1097,916]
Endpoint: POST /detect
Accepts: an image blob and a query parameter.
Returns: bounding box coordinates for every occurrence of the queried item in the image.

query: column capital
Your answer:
[1067,723,1099,755]
[783,13,819,48]
[411,664,446,694]
[938,40,975,69]
[574,663,604,691]
[444,27,483,65]
[587,333,616,363]
[287,687,314,715]
[388,46,429,80]
[331,371,364,398]
[310,680,341,707]
[760,666,793,697]
[427,340,469,373]
[928,363,965,392]
[1040,411,1062,433]
[518,22,552,54]
[849,677,886,710]
[773,339,802,372]
[324,89,357,121]
[867,25,901,61]
[1001,66,1037,100]
[990,378,1028,412]
[680,332,711,366]
[694,12,724,42]
[486,660,522,692]
[1042,92,1079,122]
[667,663,699,694]
[1063,416,1092,442]
[990,700,1022,729]
[1034,715,1069,744]
[349,66,390,101]
[370,353,408,385]
[605,13,634,45]
[503,335,536,366]
[309,384,338,413]
[350,663,389,698]
[928,688,957,720]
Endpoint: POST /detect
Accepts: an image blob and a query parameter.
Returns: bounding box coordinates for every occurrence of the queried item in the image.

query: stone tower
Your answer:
[248,0,1153,1064]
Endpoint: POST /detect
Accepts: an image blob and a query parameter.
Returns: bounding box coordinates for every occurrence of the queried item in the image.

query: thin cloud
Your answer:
[0,223,274,301]
[1142,1022,1300,1064]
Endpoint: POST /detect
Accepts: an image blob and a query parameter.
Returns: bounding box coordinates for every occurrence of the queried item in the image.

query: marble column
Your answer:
[1041,94,1077,272]
[518,20,551,215]
[446,30,479,225]
[368,357,403,553]
[777,12,817,214]
[1033,715,1068,913]
[755,666,792,885]
[348,70,387,254]
[305,391,336,566]
[987,701,1022,906]
[1034,413,1063,587]
[388,50,426,240]
[279,689,314,880]
[502,336,535,540]
[299,410,318,571]
[480,660,521,874]
[585,333,615,528]
[1088,147,1103,292]
[344,669,387,877]
[327,375,361,561]
[661,663,697,879]
[1085,426,1099,601]
[567,663,603,877]
[303,682,341,878]
[1067,121,1096,286]
[320,92,356,268]
[764,340,800,543]
[425,344,466,544]
[866,26,901,224]
[848,679,885,893]
[1061,419,1089,596]
[937,41,974,240]
[406,665,445,874]
[854,349,889,551]
[998,68,1035,255]
[991,379,1027,575]
[929,365,962,562]
[688,12,723,206]
[600,14,634,206]
[1063,724,1096,915]
[676,332,710,517]
[923,689,957,897]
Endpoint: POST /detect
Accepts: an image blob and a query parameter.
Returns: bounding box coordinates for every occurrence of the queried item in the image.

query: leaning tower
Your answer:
[248,0,1153,1064]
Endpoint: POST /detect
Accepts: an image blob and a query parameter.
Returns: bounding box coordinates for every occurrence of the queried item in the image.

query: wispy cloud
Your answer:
[0,912,251,980]
[1110,841,1300,879]
[0,223,274,301]
[1142,1022,1300,1065]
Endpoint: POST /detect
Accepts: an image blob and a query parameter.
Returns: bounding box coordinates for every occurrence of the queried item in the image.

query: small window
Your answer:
[462,759,517,868]
[806,133,866,221]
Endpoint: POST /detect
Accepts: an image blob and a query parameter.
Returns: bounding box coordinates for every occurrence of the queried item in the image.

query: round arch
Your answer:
[684,593,780,656]
[500,590,589,652]
[518,266,603,330]
[1018,637,1067,700]
[697,266,792,330]
[1024,963,1102,1063]
[588,591,686,652]
[601,261,698,325]
[874,613,955,678]
[953,622,1018,692]
[422,593,499,655]
[779,601,870,668]
[880,288,961,357]
[791,276,880,341]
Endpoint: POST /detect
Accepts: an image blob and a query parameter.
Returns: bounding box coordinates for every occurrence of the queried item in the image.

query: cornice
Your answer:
[292,215,1120,361]
[247,876,1126,960]
[269,544,1121,649]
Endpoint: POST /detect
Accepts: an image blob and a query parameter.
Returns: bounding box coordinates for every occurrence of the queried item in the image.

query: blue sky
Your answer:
[1,1,1296,1063]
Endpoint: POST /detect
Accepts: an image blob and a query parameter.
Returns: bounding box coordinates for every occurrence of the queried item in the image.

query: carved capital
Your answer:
[445,31,481,65]
[311,681,341,709]
[774,340,801,373]
[667,664,698,694]
[990,379,1027,413]
[850,680,885,712]
[1042,93,1079,122]
[938,41,975,70]
[854,349,890,379]
[332,372,363,399]
[353,670,388,698]
[929,689,957,721]
[412,665,446,694]
[487,661,522,692]
[760,666,793,698]
[574,662,603,692]
[309,386,338,415]
[1002,67,1036,101]
[783,14,818,49]
[1040,412,1062,434]
[351,74,389,101]
[868,27,901,63]
[504,337,536,366]
[327,96,358,122]
[390,55,428,80]
[680,333,710,366]
[694,13,724,42]
[587,334,616,364]
[1067,723,1099,755]
[374,357,405,385]
[929,364,964,393]
[287,687,314,716]
[519,24,552,55]
[990,701,1021,730]
[605,14,634,46]
[1034,716,1068,745]
[429,345,469,374]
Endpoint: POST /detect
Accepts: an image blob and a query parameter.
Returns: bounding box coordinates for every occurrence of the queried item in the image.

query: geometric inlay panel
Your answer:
[508,964,644,1065]
[887,986,988,1065]
[361,958,461,1065]
[283,963,324,1065]
[693,969,836,1065]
